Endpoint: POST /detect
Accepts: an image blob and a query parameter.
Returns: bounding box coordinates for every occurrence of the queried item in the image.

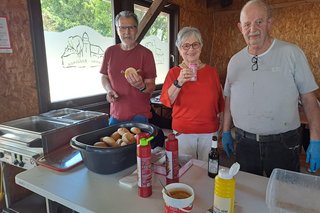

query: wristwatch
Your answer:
[173,80,182,88]
[139,84,146,92]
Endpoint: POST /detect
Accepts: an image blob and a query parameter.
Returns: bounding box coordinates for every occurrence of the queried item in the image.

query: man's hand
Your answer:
[125,71,145,90]
[106,90,118,103]
[306,140,320,172]
[222,131,234,158]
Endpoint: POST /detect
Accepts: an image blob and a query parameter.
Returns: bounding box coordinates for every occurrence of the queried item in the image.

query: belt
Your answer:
[235,128,299,142]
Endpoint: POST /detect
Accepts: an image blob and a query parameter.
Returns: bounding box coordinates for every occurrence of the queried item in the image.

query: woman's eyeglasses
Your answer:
[181,42,201,50]
[252,55,258,71]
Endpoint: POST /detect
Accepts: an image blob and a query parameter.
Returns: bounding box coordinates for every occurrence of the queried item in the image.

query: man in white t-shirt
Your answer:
[222,0,320,176]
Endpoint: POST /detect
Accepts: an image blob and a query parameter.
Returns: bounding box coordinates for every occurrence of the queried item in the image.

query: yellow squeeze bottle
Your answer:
[213,162,240,213]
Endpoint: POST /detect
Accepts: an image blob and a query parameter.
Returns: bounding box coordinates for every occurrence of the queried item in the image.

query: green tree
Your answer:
[135,8,168,42]
[41,0,113,37]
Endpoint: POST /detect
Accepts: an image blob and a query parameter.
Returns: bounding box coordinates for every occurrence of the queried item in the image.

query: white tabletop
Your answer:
[15,160,270,213]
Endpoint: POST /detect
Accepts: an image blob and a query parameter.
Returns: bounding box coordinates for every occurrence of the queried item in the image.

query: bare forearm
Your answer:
[301,92,320,140]
[142,80,156,95]
[223,96,233,132]
[101,75,113,93]
[167,84,182,104]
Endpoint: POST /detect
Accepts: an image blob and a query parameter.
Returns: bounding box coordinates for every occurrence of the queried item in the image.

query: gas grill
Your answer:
[0,108,108,212]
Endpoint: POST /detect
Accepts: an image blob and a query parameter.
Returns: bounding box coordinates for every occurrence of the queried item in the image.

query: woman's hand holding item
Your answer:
[177,68,194,86]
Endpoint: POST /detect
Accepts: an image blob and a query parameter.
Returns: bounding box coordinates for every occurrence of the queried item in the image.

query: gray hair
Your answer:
[115,11,139,26]
[240,0,272,20]
[175,27,203,49]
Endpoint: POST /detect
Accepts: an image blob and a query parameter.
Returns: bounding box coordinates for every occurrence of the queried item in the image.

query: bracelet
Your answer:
[139,84,146,92]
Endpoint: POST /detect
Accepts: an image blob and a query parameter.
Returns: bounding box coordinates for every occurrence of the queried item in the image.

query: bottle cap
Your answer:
[167,133,176,141]
[139,136,154,146]
[218,162,240,179]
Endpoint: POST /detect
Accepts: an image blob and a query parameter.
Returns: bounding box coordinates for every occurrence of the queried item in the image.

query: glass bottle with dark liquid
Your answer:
[208,136,219,178]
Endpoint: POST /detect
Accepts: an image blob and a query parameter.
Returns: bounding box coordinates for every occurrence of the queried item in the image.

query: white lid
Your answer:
[218,162,240,179]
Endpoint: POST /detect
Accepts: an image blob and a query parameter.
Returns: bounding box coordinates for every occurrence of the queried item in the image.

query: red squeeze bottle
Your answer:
[137,133,154,198]
[165,133,179,185]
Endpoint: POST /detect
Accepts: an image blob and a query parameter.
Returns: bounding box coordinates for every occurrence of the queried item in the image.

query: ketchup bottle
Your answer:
[165,133,179,185]
[137,133,154,198]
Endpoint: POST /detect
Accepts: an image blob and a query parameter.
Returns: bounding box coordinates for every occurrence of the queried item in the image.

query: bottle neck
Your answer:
[211,140,218,148]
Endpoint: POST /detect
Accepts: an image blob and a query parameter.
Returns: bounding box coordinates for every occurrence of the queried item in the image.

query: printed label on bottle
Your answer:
[208,159,218,174]
[166,150,179,179]
[137,156,152,187]
[213,195,232,213]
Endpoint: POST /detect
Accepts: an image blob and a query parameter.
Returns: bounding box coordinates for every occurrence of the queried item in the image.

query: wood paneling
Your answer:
[0,0,39,123]
[210,0,320,98]
[169,0,215,64]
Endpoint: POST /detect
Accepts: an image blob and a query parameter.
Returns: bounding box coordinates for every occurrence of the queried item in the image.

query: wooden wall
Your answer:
[169,0,215,65]
[210,0,320,98]
[0,0,39,123]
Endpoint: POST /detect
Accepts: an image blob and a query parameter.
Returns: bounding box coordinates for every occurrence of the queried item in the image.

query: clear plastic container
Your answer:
[266,168,320,213]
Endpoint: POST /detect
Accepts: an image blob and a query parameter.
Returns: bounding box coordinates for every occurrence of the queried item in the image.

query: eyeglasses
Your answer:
[252,55,258,71]
[117,25,137,31]
[181,42,201,50]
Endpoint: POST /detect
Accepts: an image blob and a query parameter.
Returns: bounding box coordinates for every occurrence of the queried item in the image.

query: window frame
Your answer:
[27,0,179,113]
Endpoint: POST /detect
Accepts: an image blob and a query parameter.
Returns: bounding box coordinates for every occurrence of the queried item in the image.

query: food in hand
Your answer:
[122,67,139,78]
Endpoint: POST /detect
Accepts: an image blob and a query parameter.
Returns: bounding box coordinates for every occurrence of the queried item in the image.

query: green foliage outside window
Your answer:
[40,0,168,42]
[41,0,113,37]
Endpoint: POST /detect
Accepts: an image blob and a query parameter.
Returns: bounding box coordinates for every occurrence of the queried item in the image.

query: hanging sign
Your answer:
[0,16,13,53]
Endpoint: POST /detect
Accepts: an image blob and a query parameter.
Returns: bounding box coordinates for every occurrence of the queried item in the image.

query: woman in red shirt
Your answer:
[160,27,224,161]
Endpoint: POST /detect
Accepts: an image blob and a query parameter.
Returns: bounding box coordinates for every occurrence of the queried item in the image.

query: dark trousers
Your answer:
[235,128,301,177]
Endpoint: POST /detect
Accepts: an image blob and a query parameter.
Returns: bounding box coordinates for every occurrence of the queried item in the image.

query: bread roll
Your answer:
[122,132,136,144]
[120,141,128,146]
[111,131,121,141]
[117,127,130,136]
[114,139,122,147]
[130,127,141,135]
[93,141,108,148]
[101,136,116,147]
[123,67,138,77]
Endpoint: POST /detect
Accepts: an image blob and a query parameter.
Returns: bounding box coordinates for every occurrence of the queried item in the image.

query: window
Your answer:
[41,0,114,103]
[134,4,170,84]
[28,0,178,112]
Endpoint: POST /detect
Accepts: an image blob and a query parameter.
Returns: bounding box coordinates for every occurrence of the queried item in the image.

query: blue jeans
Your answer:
[235,128,301,177]
[108,115,149,126]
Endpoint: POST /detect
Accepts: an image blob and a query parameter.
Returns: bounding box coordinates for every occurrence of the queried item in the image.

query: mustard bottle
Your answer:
[213,162,240,213]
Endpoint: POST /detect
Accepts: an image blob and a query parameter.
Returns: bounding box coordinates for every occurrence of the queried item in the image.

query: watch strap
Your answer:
[173,80,182,88]
[139,84,146,92]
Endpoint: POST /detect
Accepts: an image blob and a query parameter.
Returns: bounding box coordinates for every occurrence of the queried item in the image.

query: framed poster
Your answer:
[0,16,13,53]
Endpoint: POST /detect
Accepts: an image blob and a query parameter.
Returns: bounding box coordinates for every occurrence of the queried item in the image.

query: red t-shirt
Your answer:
[160,65,224,133]
[100,44,157,120]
